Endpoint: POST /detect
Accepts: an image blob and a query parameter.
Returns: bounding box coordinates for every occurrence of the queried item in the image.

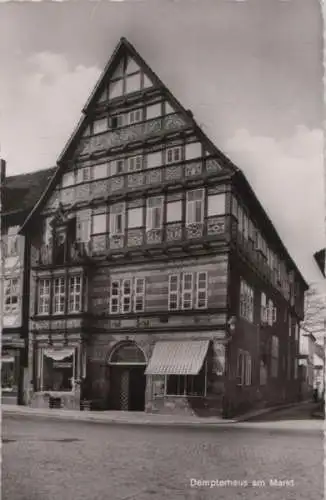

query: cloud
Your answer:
[0,52,101,174]
[224,126,324,283]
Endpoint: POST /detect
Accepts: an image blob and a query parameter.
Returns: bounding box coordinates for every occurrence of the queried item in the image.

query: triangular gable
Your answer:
[20,37,236,234]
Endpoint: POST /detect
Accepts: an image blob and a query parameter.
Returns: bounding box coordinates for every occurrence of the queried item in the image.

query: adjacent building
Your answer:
[0,160,55,404]
[19,38,307,417]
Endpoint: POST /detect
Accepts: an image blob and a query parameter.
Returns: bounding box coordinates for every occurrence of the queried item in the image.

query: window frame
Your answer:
[68,275,82,314]
[134,278,145,313]
[52,277,66,315]
[38,278,51,315]
[166,146,182,164]
[186,188,205,225]
[121,279,132,313]
[110,203,125,236]
[109,280,121,314]
[168,274,180,311]
[195,271,208,309]
[146,196,164,231]
[181,272,193,310]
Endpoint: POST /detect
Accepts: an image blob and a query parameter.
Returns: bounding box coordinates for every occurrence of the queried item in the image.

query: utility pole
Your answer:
[0,159,6,402]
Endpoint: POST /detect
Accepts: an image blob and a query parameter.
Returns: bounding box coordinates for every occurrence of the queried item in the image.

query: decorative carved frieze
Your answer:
[127,173,144,189]
[77,114,187,157]
[185,161,202,178]
[146,229,162,245]
[145,168,162,186]
[207,217,225,236]
[166,223,182,242]
[165,165,183,182]
[185,222,204,239]
[31,318,82,331]
[109,234,125,250]
[91,180,109,199]
[91,235,108,255]
[127,228,144,247]
[206,158,222,174]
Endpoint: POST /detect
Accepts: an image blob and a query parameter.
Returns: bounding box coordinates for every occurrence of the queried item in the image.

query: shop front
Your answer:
[30,343,86,410]
[1,333,25,405]
[145,339,226,417]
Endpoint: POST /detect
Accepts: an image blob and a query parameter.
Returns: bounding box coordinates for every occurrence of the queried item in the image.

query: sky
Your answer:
[0,0,324,285]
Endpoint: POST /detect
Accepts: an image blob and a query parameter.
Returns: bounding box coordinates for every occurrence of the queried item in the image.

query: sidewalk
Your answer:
[2,400,323,429]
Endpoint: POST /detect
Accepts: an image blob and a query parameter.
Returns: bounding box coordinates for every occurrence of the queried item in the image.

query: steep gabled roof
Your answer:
[19,37,237,234]
[2,167,56,227]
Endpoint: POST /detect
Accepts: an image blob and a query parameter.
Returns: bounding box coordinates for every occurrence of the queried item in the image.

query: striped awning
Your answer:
[145,340,209,376]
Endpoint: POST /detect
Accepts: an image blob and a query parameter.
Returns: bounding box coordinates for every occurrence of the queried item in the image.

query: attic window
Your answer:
[110,114,125,130]
[128,109,142,125]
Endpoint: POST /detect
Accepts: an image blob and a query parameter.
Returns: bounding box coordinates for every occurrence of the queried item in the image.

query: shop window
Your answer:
[165,363,206,396]
[42,349,75,392]
[1,354,18,392]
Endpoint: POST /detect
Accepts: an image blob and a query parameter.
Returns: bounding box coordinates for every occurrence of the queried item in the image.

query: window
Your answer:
[134,278,145,312]
[271,336,279,378]
[185,142,202,161]
[77,167,90,183]
[166,200,182,223]
[236,350,252,386]
[166,363,206,396]
[38,279,50,315]
[146,197,163,230]
[110,281,120,314]
[196,272,208,309]
[146,103,161,120]
[243,214,249,239]
[127,155,142,172]
[92,213,107,235]
[68,276,82,313]
[109,159,124,176]
[168,275,179,311]
[4,278,19,314]
[239,279,254,322]
[128,207,143,228]
[110,114,125,129]
[295,322,299,342]
[93,118,108,135]
[267,299,277,326]
[53,278,65,314]
[182,273,193,310]
[122,279,132,313]
[62,172,75,188]
[93,163,108,180]
[42,349,75,392]
[186,189,204,224]
[1,354,18,392]
[207,193,226,217]
[166,146,181,164]
[128,109,142,124]
[110,204,125,235]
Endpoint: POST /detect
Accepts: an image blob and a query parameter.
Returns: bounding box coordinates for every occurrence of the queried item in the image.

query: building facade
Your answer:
[20,38,307,417]
[0,160,55,404]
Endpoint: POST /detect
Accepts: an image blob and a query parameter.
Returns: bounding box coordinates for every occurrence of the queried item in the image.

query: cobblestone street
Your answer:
[2,415,324,500]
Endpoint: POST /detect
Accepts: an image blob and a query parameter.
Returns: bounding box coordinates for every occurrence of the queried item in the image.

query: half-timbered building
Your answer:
[0,160,55,404]
[20,38,307,417]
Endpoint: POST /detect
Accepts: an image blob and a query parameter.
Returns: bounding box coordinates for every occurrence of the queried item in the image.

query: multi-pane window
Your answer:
[134,278,145,312]
[168,275,179,311]
[122,279,132,313]
[110,113,125,129]
[236,350,252,386]
[110,159,124,176]
[261,292,267,323]
[169,272,208,311]
[38,279,50,315]
[181,273,194,310]
[166,363,206,396]
[239,279,254,322]
[53,277,65,314]
[76,210,91,243]
[196,272,208,309]
[271,335,279,378]
[110,281,120,314]
[110,278,146,314]
[127,155,142,172]
[110,204,125,235]
[4,278,19,314]
[128,109,142,124]
[146,197,163,230]
[186,189,204,225]
[166,146,181,164]
[68,276,82,313]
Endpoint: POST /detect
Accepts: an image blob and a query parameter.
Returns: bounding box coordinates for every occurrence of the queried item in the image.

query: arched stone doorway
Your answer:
[108,342,147,412]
